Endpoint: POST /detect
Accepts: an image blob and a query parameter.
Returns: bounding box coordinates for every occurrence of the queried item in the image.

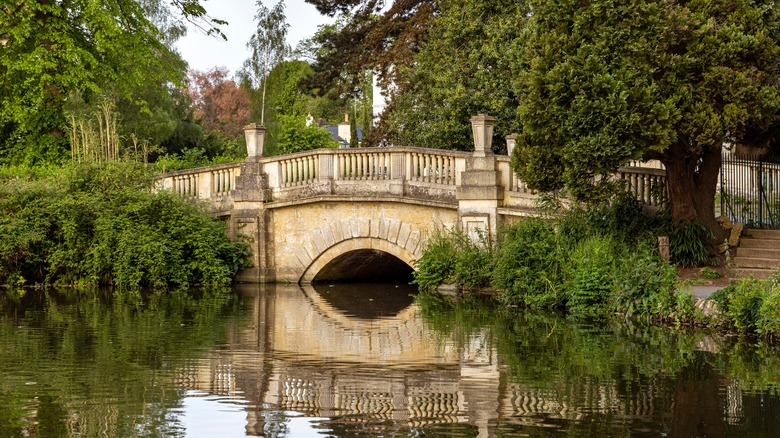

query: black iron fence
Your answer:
[720,152,780,229]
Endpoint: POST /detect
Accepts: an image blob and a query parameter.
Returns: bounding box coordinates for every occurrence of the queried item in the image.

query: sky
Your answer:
[175,0,335,76]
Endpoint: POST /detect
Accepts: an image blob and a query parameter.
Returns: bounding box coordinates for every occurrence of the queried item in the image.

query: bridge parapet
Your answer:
[264,147,471,204]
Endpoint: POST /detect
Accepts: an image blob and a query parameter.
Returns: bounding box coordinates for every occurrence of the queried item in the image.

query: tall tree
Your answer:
[187,67,251,140]
[389,0,525,150]
[513,0,780,237]
[303,0,437,94]
[0,0,224,164]
[243,0,290,125]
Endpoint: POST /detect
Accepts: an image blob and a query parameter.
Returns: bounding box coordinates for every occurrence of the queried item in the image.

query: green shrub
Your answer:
[452,234,492,290]
[565,236,617,313]
[0,162,250,289]
[665,219,713,267]
[412,229,492,292]
[492,219,563,308]
[412,231,458,293]
[758,285,780,337]
[556,192,654,253]
[611,245,679,319]
[725,277,766,333]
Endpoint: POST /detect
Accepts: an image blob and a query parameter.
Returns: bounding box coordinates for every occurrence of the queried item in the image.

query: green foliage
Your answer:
[758,286,780,338]
[412,229,492,292]
[612,245,680,319]
[0,0,202,164]
[0,163,250,288]
[277,115,339,154]
[411,232,458,293]
[389,0,525,150]
[663,219,714,267]
[565,236,617,313]
[725,278,766,333]
[557,192,655,251]
[513,0,780,223]
[492,219,563,308]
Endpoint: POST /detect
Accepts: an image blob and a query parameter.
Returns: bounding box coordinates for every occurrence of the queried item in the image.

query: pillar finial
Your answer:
[244,123,266,160]
[470,114,496,158]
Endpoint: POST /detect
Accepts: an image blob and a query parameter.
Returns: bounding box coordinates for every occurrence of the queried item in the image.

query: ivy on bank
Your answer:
[0,163,251,289]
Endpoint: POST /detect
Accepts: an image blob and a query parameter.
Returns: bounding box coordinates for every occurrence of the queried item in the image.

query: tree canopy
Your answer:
[388,0,526,150]
[513,0,780,232]
[0,0,223,164]
[302,0,437,99]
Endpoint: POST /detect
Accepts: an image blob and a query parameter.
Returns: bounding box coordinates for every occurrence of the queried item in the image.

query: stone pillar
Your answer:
[233,153,273,282]
[244,123,266,159]
[457,115,504,244]
[506,133,518,158]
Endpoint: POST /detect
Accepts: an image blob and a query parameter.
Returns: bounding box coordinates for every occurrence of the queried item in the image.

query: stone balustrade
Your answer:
[617,165,668,207]
[158,148,669,212]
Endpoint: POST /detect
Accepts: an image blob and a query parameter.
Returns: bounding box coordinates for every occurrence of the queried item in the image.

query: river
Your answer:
[1,283,779,437]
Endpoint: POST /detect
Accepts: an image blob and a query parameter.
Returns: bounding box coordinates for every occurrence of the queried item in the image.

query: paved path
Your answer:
[690,286,724,299]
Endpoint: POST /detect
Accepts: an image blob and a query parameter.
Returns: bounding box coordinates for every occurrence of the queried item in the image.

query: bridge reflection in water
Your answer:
[172,284,697,437]
[176,283,508,436]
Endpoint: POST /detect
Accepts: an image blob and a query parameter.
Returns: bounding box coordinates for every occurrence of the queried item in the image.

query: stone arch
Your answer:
[296,217,426,284]
[300,237,417,284]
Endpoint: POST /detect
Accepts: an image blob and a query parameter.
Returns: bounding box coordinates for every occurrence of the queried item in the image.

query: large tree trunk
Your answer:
[661,144,727,242]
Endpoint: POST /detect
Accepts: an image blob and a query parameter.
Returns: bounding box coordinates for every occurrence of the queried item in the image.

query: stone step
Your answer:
[739,238,780,249]
[742,229,780,240]
[733,268,777,280]
[733,256,780,269]
[735,247,780,260]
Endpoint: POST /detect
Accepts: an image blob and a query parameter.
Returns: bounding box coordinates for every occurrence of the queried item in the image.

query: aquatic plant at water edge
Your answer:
[492,219,564,308]
[412,229,492,292]
[563,236,618,314]
[611,245,680,320]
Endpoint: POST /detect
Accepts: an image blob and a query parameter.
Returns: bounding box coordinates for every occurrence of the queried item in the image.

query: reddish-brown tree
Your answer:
[186,67,251,140]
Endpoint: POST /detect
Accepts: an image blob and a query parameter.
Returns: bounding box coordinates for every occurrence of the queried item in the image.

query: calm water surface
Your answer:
[1,283,780,437]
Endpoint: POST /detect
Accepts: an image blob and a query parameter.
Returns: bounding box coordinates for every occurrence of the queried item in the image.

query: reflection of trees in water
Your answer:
[0,288,237,437]
[417,293,780,435]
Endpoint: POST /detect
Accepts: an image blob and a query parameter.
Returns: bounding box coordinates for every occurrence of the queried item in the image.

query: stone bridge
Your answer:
[158,115,666,284]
